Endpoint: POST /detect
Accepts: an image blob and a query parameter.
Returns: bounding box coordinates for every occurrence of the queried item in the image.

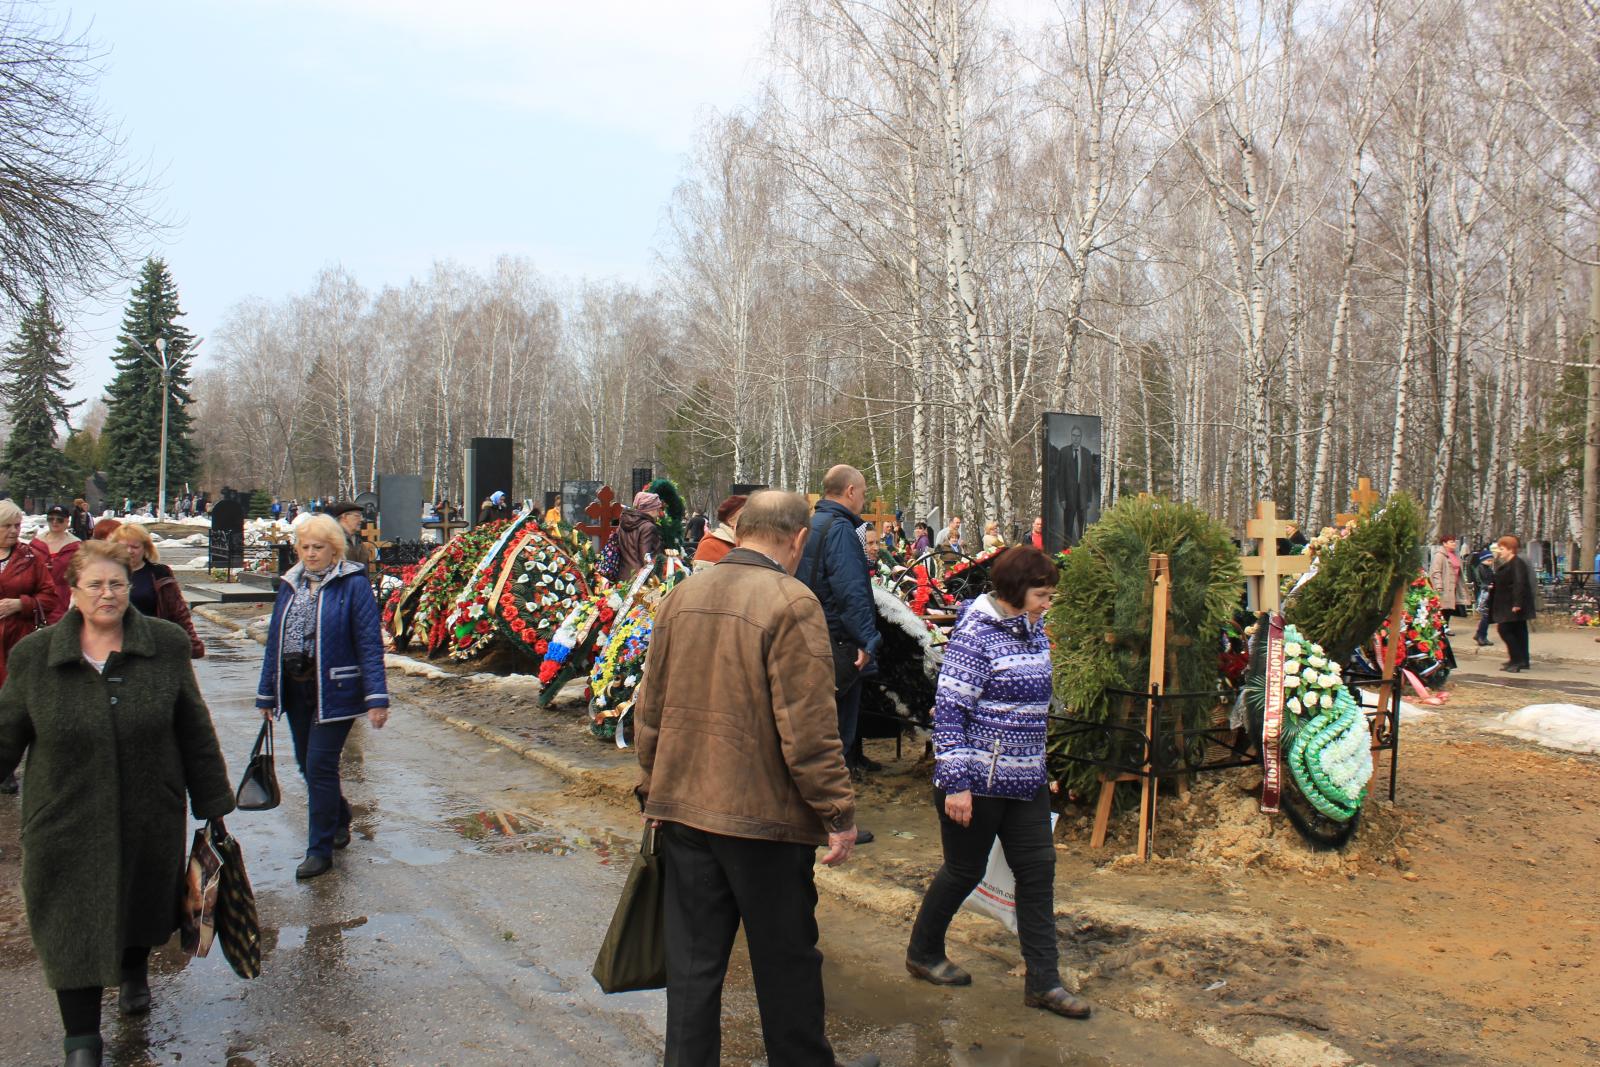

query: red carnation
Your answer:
[538,662,559,684]
[535,639,548,655]
[476,619,491,634]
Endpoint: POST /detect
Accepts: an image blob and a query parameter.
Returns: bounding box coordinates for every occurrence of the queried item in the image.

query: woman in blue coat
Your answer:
[256,514,389,880]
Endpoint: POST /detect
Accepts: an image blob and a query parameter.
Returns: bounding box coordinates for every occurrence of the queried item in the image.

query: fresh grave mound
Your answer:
[1057,768,1410,875]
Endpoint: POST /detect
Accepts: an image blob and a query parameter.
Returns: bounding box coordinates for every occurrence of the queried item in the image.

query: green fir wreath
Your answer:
[1045,495,1241,799]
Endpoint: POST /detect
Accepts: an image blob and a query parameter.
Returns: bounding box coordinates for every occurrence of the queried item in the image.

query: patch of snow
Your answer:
[1485,703,1600,754]
[384,653,451,680]
[1397,699,1435,721]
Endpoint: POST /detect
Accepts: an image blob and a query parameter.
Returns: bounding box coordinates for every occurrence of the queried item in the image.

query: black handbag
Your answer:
[211,823,262,979]
[591,824,667,993]
[235,721,281,811]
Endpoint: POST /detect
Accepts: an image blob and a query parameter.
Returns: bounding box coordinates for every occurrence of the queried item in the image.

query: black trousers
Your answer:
[907,785,1060,994]
[1498,620,1530,666]
[660,823,835,1067]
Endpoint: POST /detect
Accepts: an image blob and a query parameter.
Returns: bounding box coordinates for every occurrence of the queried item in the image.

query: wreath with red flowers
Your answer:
[410,521,511,657]
[1376,572,1450,667]
[494,531,589,661]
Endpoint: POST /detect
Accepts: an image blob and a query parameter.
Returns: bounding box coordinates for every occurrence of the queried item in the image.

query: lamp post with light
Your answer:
[130,334,203,520]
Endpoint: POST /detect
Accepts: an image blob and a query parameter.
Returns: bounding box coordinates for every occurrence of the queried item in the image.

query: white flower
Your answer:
[1284,642,1303,657]
[1286,697,1302,714]
[1284,659,1301,675]
[1285,674,1301,690]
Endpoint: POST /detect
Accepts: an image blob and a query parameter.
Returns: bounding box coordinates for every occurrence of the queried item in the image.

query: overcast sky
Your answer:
[57,0,771,405]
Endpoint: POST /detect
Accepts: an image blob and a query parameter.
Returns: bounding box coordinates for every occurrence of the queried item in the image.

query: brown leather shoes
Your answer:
[1025,986,1092,1018]
[906,957,972,986]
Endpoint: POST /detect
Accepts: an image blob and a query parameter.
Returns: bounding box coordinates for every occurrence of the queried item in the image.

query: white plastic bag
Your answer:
[961,813,1059,932]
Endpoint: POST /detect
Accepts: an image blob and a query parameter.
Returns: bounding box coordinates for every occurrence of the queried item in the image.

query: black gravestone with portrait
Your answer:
[561,480,603,527]
[1041,412,1103,552]
[468,437,514,527]
[631,467,654,497]
[208,497,246,571]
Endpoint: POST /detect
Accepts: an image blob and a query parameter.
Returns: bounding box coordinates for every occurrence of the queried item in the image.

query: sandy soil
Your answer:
[225,614,1600,1066]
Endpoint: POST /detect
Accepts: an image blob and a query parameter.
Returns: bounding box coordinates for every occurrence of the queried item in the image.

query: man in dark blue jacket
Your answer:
[800,465,882,841]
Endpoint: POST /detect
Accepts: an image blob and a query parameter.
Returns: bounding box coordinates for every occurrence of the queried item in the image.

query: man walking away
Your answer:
[799,466,882,822]
[635,490,877,1067]
[1488,535,1536,672]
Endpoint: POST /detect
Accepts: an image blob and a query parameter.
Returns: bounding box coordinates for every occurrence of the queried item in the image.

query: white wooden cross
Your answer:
[1241,500,1311,614]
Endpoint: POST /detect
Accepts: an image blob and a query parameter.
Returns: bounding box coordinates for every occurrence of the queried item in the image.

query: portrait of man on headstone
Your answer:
[1041,412,1102,551]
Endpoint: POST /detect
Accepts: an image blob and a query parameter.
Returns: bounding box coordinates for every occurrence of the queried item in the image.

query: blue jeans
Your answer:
[283,676,355,859]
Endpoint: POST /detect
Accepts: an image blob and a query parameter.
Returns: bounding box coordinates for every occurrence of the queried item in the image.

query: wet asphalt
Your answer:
[0,621,665,1066]
[1,620,1248,1066]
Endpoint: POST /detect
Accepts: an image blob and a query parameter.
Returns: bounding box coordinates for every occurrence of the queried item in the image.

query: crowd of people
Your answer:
[0,475,1565,1065]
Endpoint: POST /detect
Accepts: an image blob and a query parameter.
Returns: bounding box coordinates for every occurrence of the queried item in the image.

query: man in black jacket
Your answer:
[799,465,881,836]
[1488,535,1537,671]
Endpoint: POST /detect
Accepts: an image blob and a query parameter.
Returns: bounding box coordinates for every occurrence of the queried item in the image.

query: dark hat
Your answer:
[46,504,70,518]
[325,501,364,517]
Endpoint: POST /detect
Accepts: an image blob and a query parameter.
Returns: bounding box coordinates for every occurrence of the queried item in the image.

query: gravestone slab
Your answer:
[378,475,423,543]
[561,480,603,527]
[208,498,246,571]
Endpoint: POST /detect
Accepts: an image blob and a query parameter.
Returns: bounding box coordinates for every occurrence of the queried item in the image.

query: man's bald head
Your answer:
[822,465,866,510]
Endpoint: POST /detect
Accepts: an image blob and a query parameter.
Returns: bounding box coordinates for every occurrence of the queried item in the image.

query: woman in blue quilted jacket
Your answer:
[904,546,1091,1019]
[256,514,389,880]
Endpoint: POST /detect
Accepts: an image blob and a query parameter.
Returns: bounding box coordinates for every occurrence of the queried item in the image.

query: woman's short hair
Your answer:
[0,500,21,526]
[73,497,87,509]
[66,540,132,586]
[990,546,1059,609]
[110,522,160,563]
[1438,533,1457,544]
[296,513,348,552]
[90,518,122,540]
[1497,534,1521,552]
[715,494,748,526]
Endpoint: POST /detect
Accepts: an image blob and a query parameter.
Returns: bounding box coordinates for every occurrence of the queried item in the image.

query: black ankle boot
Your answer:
[63,1035,102,1067]
[119,972,150,1014]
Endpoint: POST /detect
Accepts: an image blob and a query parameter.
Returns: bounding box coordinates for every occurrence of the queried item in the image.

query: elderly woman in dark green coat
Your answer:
[0,540,234,1067]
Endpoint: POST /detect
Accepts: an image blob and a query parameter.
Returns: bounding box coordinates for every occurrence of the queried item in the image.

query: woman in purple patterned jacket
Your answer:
[904,546,1091,1019]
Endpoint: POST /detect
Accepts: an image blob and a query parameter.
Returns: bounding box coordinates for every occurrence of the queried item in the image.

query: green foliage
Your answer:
[248,490,272,519]
[101,259,199,505]
[1045,495,1242,798]
[62,427,105,482]
[1283,492,1423,664]
[646,476,687,551]
[1,293,78,503]
[658,381,729,500]
[1516,363,1588,491]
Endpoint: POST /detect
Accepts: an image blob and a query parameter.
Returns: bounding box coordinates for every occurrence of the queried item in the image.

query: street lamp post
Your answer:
[131,335,202,520]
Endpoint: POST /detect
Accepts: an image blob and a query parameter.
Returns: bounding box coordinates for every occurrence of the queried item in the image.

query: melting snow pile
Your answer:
[1486,704,1600,755]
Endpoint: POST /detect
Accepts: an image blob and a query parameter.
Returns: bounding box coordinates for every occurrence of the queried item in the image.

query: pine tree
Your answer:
[101,259,198,506]
[1,293,78,505]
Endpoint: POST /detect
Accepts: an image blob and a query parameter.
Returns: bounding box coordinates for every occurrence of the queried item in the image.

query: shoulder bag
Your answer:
[591,824,666,993]
[235,721,281,811]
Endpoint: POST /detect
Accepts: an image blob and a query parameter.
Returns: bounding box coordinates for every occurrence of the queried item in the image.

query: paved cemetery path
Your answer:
[1,620,1246,1067]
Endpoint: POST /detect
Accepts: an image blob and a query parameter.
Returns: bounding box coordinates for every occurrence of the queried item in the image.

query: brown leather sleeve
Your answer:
[767,585,855,833]
[156,577,206,658]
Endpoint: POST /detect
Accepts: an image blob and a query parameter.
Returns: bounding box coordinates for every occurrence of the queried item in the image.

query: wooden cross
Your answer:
[262,526,293,546]
[432,510,468,544]
[1241,500,1311,614]
[806,493,821,510]
[579,485,623,548]
[861,497,896,529]
[1335,476,1382,527]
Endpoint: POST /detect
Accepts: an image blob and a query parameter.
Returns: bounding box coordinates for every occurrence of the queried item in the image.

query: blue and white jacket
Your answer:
[256,561,389,724]
[931,594,1051,798]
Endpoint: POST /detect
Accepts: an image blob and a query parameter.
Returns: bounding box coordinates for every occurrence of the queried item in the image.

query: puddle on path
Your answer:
[450,809,579,856]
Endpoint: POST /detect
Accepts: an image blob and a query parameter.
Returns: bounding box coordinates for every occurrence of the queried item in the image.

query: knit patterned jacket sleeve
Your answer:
[931,613,992,794]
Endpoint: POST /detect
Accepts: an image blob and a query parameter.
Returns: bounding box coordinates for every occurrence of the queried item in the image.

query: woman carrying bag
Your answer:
[256,514,389,880]
[904,546,1091,1020]
[0,541,234,1067]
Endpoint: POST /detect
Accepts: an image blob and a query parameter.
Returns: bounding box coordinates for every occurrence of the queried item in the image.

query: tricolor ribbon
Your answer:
[1261,613,1286,813]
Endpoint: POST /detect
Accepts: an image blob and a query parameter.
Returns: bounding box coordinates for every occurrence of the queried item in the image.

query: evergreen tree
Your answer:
[248,489,272,519]
[101,259,198,506]
[1,293,77,505]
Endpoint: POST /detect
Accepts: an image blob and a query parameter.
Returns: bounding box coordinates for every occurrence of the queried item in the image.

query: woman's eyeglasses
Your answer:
[77,580,130,596]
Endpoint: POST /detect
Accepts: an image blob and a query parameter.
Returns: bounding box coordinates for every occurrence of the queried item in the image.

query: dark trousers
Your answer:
[661,823,834,1067]
[1475,603,1491,643]
[283,676,355,859]
[908,785,1060,994]
[1498,619,1530,666]
[835,676,862,752]
[57,946,150,1038]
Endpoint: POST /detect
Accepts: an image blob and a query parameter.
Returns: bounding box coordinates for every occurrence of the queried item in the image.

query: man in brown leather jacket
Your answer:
[635,489,876,1067]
